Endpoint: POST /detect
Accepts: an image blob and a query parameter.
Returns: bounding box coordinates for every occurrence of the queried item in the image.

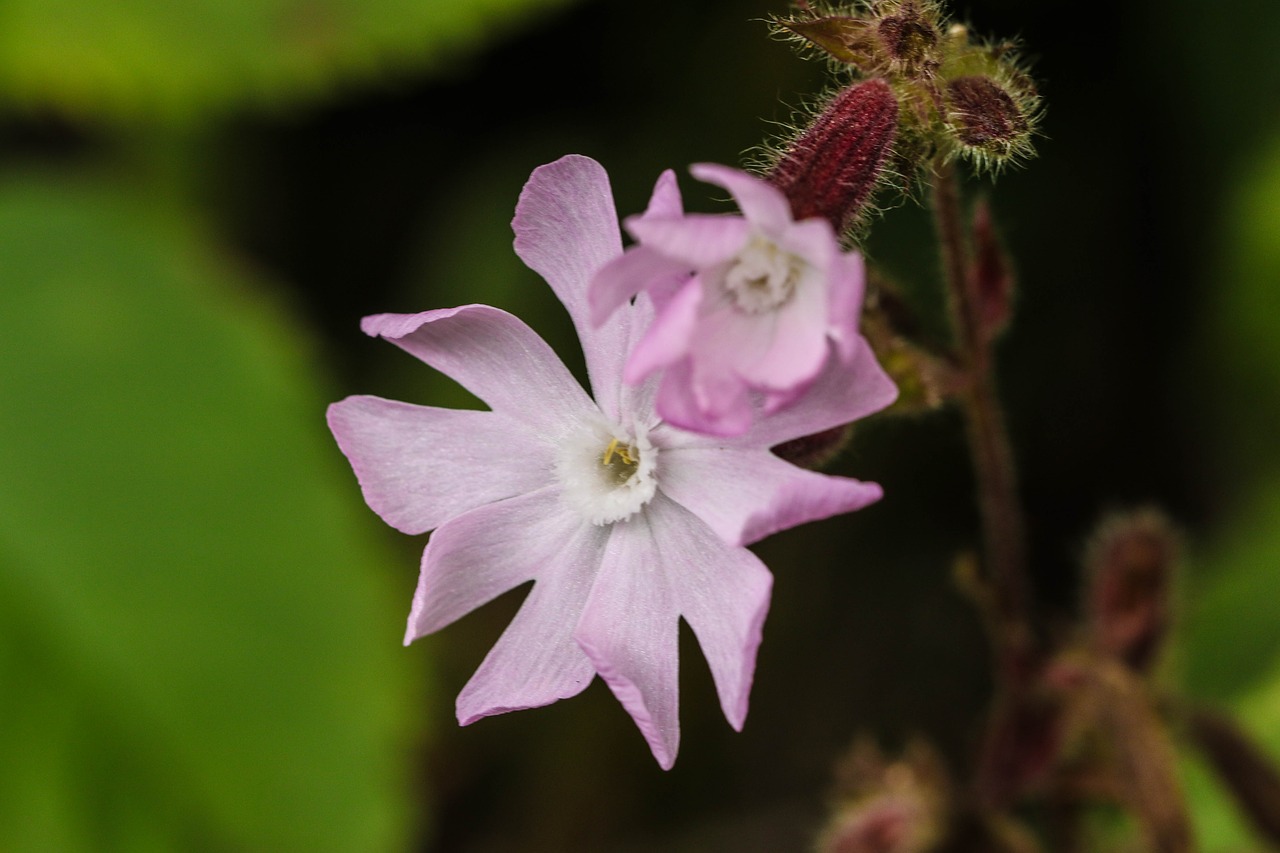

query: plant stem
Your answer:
[930,159,1033,674]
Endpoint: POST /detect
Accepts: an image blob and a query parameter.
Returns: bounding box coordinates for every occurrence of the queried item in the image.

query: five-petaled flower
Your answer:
[590,163,868,436]
[327,155,896,768]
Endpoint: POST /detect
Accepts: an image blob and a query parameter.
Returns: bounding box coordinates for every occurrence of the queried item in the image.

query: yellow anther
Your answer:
[602,438,636,466]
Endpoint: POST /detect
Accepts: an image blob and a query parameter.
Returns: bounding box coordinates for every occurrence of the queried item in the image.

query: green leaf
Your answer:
[0,177,423,850]
[0,0,578,121]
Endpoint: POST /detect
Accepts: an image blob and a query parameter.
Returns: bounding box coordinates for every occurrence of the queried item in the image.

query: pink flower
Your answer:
[327,155,897,768]
[591,164,869,436]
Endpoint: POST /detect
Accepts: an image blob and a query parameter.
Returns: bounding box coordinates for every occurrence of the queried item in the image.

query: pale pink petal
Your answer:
[775,217,838,271]
[690,163,793,235]
[659,447,884,546]
[512,154,633,421]
[737,270,830,390]
[574,503,680,769]
[327,397,547,535]
[575,496,772,766]
[401,486,609,721]
[826,251,867,361]
[656,357,754,437]
[625,214,750,269]
[658,498,773,731]
[641,168,684,220]
[589,246,691,326]
[730,336,899,450]
[624,278,702,384]
[362,306,593,437]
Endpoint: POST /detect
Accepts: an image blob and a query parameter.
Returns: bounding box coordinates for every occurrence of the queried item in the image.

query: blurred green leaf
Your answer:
[0,177,422,850]
[0,0,577,121]
[1179,129,1280,850]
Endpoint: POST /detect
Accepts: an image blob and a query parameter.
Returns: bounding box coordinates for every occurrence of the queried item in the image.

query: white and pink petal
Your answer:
[658,446,883,546]
[328,397,548,535]
[362,306,594,439]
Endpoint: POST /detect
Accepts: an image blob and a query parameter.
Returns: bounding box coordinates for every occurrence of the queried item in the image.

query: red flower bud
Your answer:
[769,78,899,233]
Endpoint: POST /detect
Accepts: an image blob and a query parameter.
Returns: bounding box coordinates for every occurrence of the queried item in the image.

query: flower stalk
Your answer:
[929,158,1031,675]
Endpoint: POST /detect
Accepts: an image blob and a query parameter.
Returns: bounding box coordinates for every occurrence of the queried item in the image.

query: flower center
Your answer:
[558,421,658,526]
[722,236,804,313]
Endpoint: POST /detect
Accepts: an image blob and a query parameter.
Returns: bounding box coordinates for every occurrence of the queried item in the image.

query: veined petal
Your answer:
[826,251,867,362]
[574,505,680,769]
[626,214,750,269]
[589,246,691,326]
[658,498,773,732]
[659,447,884,546]
[327,397,547,535]
[690,163,794,236]
[362,305,593,438]
[512,154,634,422]
[624,278,702,384]
[401,486,608,722]
[729,336,899,450]
[656,357,754,437]
[641,168,684,220]
[575,496,772,768]
[737,275,829,391]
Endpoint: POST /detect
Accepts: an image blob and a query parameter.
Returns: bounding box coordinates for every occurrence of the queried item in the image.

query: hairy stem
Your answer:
[930,159,1032,673]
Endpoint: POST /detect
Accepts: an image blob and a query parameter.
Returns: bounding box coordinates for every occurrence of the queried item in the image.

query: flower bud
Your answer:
[876,2,941,75]
[1084,508,1179,673]
[770,78,900,233]
[943,75,1035,170]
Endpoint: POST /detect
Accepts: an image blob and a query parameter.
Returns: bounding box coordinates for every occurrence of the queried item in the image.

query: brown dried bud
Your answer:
[778,15,879,69]
[1085,508,1179,673]
[877,3,941,75]
[944,76,1032,166]
[770,78,899,233]
[969,198,1014,340]
[1188,707,1280,844]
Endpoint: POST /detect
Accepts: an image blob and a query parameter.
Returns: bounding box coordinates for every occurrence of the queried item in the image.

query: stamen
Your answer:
[602,438,636,466]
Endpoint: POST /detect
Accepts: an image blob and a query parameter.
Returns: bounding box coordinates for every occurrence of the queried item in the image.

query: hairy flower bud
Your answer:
[876,2,941,75]
[1084,508,1179,673]
[944,75,1035,169]
[770,79,900,233]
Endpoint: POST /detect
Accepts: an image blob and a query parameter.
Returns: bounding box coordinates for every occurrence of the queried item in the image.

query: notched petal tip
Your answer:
[574,633,680,771]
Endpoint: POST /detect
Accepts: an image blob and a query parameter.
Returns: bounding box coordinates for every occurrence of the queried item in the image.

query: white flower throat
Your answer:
[558,419,658,525]
[722,235,805,314]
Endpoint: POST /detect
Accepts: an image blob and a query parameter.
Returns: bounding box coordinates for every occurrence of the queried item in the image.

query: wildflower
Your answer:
[590,164,870,436]
[327,155,897,768]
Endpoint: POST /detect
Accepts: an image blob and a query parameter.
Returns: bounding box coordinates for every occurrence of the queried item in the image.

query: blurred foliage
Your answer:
[0,0,576,121]
[0,177,422,850]
[1175,128,1280,851]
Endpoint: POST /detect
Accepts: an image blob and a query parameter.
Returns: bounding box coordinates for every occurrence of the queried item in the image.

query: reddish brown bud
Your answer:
[1085,509,1179,672]
[877,3,941,74]
[770,79,899,233]
[945,76,1031,162]
[1188,708,1280,844]
[969,199,1014,340]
